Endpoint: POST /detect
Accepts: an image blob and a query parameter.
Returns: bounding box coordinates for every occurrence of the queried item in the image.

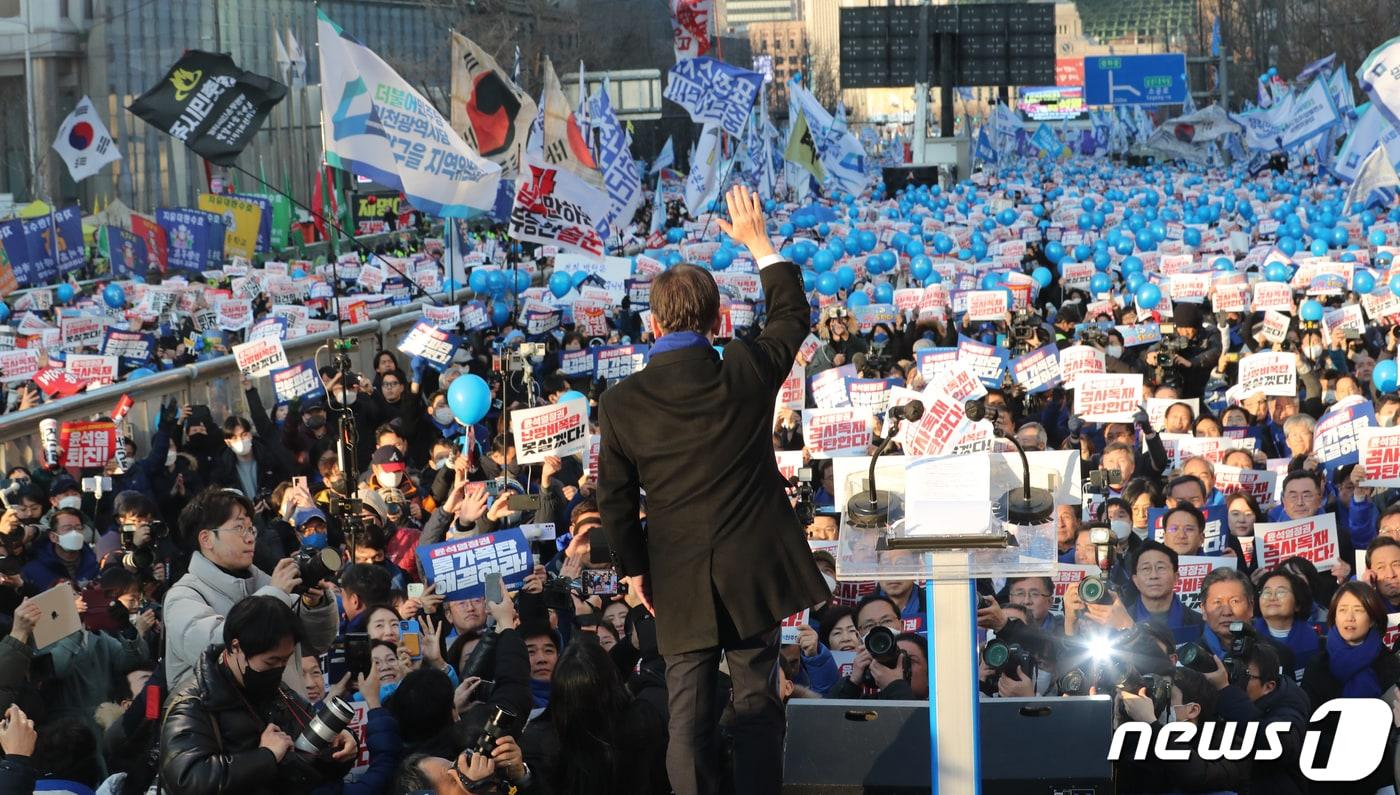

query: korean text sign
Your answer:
[416,528,533,601]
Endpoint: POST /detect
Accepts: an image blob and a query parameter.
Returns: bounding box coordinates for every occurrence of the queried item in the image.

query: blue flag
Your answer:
[587,85,643,241]
[975,127,999,164]
[1210,18,1220,57]
[106,226,149,279]
[664,57,763,138]
[157,208,220,275]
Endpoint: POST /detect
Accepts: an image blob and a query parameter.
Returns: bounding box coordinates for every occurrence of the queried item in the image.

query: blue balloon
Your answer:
[1115,239,1135,256]
[1265,262,1290,283]
[836,265,856,290]
[291,268,307,280]
[103,283,126,309]
[491,302,511,326]
[934,233,954,254]
[1073,243,1092,261]
[1370,229,1388,247]
[816,272,839,296]
[1355,270,1377,295]
[0,303,9,324]
[1310,239,1329,257]
[812,250,835,272]
[1122,256,1143,275]
[1214,257,1235,272]
[1031,266,1052,288]
[127,367,156,381]
[905,240,924,257]
[924,270,943,286]
[1331,227,1348,247]
[1045,241,1065,264]
[558,390,587,406]
[1299,299,1324,322]
[1278,237,1298,256]
[667,227,685,244]
[859,231,878,252]
[874,283,894,304]
[1136,282,1161,309]
[847,291,870,309]
[1183,228,1202,247]
[911,255,932,282]
[712,248,735,271]
[1089,272,1112,294]
[1390,273,1400,298]
[485,271,507,294]
[548,271,573,298]
[448,374,493,425]
[56,284,74,304]
[997,208,1016,227]
[1375,359,1399,395]
[514,270,531,292]
[469,269,491,293]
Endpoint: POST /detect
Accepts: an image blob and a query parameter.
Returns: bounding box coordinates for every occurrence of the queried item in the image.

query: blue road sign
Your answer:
[1083,54,1188,106]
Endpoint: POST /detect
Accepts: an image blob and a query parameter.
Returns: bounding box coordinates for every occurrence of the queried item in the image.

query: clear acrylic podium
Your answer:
[834,449,1073,795]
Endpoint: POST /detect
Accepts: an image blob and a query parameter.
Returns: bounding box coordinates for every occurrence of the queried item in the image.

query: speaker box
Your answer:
[782,697,1115,794]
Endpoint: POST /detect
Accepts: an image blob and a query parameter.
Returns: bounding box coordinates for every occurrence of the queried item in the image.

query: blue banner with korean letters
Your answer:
[663,57,762,138]
[416,527,533,601]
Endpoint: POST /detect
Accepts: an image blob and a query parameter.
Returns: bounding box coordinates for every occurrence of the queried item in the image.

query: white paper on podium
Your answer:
[903,455,993,536]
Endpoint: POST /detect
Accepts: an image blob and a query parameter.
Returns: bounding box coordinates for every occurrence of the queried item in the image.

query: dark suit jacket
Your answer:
[597,260,829,655]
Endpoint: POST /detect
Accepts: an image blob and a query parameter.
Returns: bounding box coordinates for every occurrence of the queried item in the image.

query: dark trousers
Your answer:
[664,608,784,795]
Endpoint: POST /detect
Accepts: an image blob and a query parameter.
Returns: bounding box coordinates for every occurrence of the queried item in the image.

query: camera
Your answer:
[1007,309,1042,354]
[983,638,1035,679]
[1078,326,1111,349]
[791,466,816,527]
[1086,468,1122,494]
[295,696,355,755]
[1076,527,1116,606]
[1223,620,1257,684]
[291,546,343,594]
[473,705,518,758]
[542,575,574,612]
[1057,626,1172,708]
[862,626,905,687]
[119,520,168,578]
[1176,640,1219,673]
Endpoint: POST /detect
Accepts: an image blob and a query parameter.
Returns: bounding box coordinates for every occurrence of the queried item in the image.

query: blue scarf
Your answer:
[529,678,552,708]
[651,330,712,356]
[1326,625,1384,698]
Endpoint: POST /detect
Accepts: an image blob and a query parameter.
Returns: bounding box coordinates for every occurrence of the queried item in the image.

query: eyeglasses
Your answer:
[211,525,257,541]
[1206,597,1250,611]
[1258,588,1293,600]
[1135,564,1172,576]
[1009,590,1049,600]
[1164,524,1200,536]
[382,381,403,388]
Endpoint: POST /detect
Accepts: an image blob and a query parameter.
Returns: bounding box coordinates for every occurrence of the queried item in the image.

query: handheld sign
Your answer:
[510,401,589,464]
[416,528,533,601]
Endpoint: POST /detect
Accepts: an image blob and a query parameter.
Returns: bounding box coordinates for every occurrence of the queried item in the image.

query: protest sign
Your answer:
[247,317,286,343]
[231,338,289,378]
[460,302,490,331]
[511,401,589,464]
[59,316,104,350]
[1252,282,1294,312]
[1009,344,1061,393]
[1359,425,1400,487]
[1175,556,1237,611]
[270,360,326,405]
[1254,514,1340,571]
[1259,310,1291,345]
[904,391,970,457]
[1212,283,1250,313]
[966,290,1009,321]
[803,408,872,459]
[956,336,1007,387]
[847,378,892,414]
[398,321,460,373]
[423,303,460,330]
[810,364,855,409]
[592,344,647,380]
[1237,351,1297,397]
[33,368,85,398]
[1117,323,1162,348]
[779,610,811,645]
[573,299,609,338]
[1073,373,1142,423]
[928,361,987,403]
[1313,396,1375,470]
[797,334,821,364]
[1169,273,1212,303]
[216,298,253,331]
[778,363,805,410]
[915,347,958,383]
[416,528,532,601]
[0,349,38,382]
[60,420,116,469]
[774,450,803,483]
[100,330,155,362]
[66,354,117,385]
[1214,463,1278,505]
[1057,345,1105,389]
[560,349,593,378]
[1322,304,1366,339]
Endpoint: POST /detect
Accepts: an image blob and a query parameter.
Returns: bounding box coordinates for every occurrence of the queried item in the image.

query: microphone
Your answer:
[846,400,924,528]
[850,352,866,374]
[963,398,1053,525]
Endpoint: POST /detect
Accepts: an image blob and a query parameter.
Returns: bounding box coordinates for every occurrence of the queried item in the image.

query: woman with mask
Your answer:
[1253,568,1321,682]
[159,595,358,793]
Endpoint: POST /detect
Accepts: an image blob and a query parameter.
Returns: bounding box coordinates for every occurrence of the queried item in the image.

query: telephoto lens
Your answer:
[291,547,343,595]
[1176,641,1218,673]
[295,696,355,754]
[474,705,517,757]
[1078,574,1114,605]
[863,626,901,669]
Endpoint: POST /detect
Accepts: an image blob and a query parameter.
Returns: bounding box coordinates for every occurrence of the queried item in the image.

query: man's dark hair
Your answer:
[521,621,561,651]
[221,416,253,437]
[1246,640,1282,687]
[1200,566,1254,609]
[1281,469,1322,492]
[570,497,600,529]
[393,753,437,794]
[178,487,254,548]
[387,669,456,743]
[223,595,303,656]
[339,563,393,606]
[33,716,101,788]
[1257,568,1313,621]
[113,490,159,521]
[651,263,720,334]
[1166,474,1207,502]
[1172,666,1219,721]
[854,594,901,625]
[1131,539,1179,573]
[49,506,85,527]
[1006,576,1055,597]
[896,631,927,662]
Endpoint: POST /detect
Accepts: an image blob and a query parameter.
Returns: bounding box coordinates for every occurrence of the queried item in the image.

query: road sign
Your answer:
[1083,54,1188,106]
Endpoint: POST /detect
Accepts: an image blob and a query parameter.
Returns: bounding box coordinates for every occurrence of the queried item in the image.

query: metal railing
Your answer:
[0,292,455,472]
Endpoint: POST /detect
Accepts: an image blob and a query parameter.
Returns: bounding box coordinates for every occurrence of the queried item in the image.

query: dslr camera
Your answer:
[119,520,169,578]
[1222,620,1257,684]
[862,626,905,688]
[1086,467,1122,495]
[983,638,1036,680]
[1076,527,1117,606]
[290,546,343,595]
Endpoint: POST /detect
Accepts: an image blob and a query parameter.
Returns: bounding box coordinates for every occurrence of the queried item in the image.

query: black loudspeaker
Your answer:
[882,166,940,192]
[782,697,1115,794]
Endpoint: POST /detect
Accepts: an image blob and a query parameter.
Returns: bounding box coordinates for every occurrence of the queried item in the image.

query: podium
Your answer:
[832,449,1074,795]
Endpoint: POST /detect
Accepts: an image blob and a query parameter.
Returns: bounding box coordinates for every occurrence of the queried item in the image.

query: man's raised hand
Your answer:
[716,185,777,261]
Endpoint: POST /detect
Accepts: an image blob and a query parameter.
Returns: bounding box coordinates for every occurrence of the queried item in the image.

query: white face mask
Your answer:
[822,573,837,592]
[379,471,402,488]
[166,450,178,468]
[341,391,358,406]
[1106,345,1123,359]
[57,530,85,552]
[1303,346,1323,360]
[433,407,455,425]
[1034,667,1054,696]
[57,495,82,511]
[1110,518,1132,541]
[1321,389,1336,405]
[433,457,451,471]
[1159,704,1187,724]
[229,438,252,456]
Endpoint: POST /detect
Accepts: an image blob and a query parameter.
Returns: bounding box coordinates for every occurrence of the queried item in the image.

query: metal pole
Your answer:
[912,2,929,163]
[1219,45,1230,110]
[939,32,954,138]
[23,0,37,199]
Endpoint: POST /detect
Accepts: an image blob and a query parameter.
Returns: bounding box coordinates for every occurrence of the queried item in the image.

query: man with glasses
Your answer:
[1127,540,1204,644]
[163,487,339,697]
[1159,504,1206,557]
[1197,568,1297,677]
[1273,470,1354,583]
[1006,576,1061,635]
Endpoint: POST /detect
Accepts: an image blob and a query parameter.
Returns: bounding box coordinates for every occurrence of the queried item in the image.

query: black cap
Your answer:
[1172,302,1203,330]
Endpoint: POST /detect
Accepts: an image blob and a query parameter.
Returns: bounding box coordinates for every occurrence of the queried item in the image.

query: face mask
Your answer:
[1034,667,1054,695]
[872,332,889,344]
[341,391,358,406]
[1107,345,1123,359]
[166,450,178,468]
[433,407,455,425]
[301,532,328,551]
[304,414,327,430]
[57,530,85,552]
[1110,519,1132,541]
[822,573,837,592]
[161,358,174,368]
[433,456,452,470]
[1159,704,1187,724]
[236,648,285,700]
[229,438,252,456]
[58,495,82,511]
[1321,390,1336,406]
[1303,346,1323,360]
[379,471,402,488]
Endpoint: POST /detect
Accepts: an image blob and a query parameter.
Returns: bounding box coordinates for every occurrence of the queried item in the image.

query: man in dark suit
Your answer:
[598,185,829,795]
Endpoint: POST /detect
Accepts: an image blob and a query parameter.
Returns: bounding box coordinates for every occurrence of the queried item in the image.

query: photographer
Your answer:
[808,306,868,376]
[1116,666,1252,792]
[159,595,358,794]
[1140,303,1220,395]
[164,488,339,697]
[1206,641,1313,795]
[101,491,177,592]
[827,626,928,700]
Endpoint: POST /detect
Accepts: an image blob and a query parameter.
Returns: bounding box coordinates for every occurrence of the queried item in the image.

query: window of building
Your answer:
[0,0,20,17]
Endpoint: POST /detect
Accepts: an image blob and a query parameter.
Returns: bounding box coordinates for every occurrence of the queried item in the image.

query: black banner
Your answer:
[127,50,286,165]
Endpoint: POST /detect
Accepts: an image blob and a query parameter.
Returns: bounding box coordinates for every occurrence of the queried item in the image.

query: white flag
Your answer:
[1360,36,1400,130]
[318,9,501,217]
[51,96,120,182]
[286,27,307,88]
[651,136,675,174]
[684,123,722,216]
[1344,144,1400,211]
[273,29,291,81]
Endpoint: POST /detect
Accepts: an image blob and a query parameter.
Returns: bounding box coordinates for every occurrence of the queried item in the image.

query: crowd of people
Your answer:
[0,123,1397,794]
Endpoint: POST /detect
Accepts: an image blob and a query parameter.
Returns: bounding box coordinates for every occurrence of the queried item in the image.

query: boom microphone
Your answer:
[888,400,924,423]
